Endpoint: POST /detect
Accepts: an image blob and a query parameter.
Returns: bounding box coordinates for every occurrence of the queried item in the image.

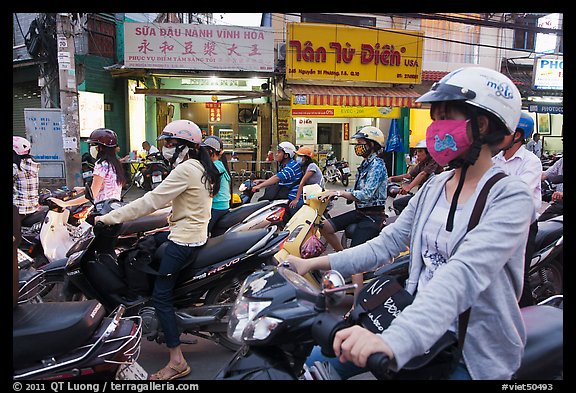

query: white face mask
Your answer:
[162,146,189,167]
[90,145,99,159]
[162,146,176,161]
[295,156,304,164]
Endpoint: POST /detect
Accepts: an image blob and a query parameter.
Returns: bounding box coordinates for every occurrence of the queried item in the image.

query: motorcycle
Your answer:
[210,179,289,237]
[273,184,331,286]
[541,174,563,203]
[322,151,350,187]
[215,265,563,380]
[19,187,93,269]
[62,194,290,352]
[14,298,147,380]
[81,152,96,185]
[132,152,171,192]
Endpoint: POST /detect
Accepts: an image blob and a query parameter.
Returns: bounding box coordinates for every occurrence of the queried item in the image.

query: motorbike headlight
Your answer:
[227,296,272,342]
[242,316,283,342]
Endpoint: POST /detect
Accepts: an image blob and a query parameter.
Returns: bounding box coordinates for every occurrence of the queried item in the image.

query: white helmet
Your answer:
[415,139,427,149]
[416,66,522,134]
[277,141,296,158]
[352,126,385,147]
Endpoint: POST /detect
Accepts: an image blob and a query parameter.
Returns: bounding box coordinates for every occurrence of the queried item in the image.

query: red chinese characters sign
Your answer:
[286,22,423,84]
[124,23,274,72]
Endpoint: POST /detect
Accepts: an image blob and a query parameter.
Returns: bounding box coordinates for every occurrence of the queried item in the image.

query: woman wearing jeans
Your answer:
[97,120,220,380]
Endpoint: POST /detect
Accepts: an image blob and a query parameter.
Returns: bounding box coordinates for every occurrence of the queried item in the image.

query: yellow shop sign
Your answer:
[286,22,423,84]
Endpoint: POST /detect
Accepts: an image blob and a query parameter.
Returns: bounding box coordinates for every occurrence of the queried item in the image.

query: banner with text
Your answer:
[124,23,274,72]
[286,23,423,84]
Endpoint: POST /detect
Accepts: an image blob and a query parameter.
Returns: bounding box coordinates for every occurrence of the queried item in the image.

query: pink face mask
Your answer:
[426,120,472,166]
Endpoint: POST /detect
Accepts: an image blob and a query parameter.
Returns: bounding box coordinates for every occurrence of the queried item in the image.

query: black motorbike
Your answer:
[215,264,563,380]
[63,197,289,351]
[133,152,171,191]
[14,297,146,380]
[322,151,350,187]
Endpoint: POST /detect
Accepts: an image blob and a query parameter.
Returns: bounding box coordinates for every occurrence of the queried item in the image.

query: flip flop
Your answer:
[149,363,191,380]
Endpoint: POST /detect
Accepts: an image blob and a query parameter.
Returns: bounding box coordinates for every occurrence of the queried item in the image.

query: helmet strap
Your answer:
[446,163,468,232]
[169,143,187,166]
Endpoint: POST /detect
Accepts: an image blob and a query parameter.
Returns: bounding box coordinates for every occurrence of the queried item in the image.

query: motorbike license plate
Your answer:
[116,361,149,380]
[152,174,163,183]
[342,167,350,173]
[82,171,93,178]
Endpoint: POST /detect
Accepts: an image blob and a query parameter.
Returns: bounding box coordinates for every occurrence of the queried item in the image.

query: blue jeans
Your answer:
[152,239,201,348]
[208,208,229,236]
[305,345,472,380]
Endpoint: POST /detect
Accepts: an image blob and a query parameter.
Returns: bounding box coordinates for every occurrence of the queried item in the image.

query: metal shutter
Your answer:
[13,81,41,137]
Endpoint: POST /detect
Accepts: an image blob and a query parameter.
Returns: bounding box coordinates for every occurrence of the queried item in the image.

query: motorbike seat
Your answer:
[20,206,48,227]
[119,207,170,235]
[534,216,563,250]
[13,299,106,369]
[154,228,271,269]
[213,201,271,230]
[514,305,563,380]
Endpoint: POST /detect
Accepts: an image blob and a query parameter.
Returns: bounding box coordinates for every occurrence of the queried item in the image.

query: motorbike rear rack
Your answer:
[13,305,143,380]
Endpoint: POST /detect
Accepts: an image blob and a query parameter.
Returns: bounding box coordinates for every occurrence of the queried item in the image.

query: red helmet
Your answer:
[87,128,118,147]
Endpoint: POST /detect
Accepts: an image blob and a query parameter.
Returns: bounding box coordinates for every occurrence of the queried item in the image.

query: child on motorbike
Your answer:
[49,129,127,208]
[287,67,534,380]
[95,120,221,380]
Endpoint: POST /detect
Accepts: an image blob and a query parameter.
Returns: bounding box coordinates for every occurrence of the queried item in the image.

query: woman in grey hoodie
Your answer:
[287,67,534,380]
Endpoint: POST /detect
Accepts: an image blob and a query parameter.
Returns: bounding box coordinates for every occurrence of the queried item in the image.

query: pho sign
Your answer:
[533,55,563,90]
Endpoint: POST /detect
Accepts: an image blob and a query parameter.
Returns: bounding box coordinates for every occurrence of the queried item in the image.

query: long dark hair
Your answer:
[185,142,221,196]
[95,145,126,186]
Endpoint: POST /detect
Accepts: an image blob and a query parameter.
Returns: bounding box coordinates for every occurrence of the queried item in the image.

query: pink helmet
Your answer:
[158,120,202,144]
[13,136,31,155]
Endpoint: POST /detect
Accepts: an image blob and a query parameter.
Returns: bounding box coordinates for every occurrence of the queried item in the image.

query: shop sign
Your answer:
[532,55,563,90]
[286,23,423,84]
[124,23,274,72]
[291,105,400,118]
[528,103,563,114]
[294,94,307,105]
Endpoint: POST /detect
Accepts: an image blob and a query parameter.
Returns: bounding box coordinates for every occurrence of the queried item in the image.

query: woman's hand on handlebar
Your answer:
[285,255,311,276]
[332,325,394,368]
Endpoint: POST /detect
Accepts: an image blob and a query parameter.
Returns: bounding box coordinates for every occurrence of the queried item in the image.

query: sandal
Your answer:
[149,362,191,380]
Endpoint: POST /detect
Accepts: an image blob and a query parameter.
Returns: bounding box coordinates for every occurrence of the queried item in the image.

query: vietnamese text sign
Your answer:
[124,23,274,72]
[286,23,423,84]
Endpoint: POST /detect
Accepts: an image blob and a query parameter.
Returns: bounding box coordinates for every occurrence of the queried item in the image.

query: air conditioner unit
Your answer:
[277,42,286,61]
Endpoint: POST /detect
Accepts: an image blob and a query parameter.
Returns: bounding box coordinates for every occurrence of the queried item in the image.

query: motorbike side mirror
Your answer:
[320,270,355,307]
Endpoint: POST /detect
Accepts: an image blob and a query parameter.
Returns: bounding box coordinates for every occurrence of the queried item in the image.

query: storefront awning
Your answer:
[289,85,422,108]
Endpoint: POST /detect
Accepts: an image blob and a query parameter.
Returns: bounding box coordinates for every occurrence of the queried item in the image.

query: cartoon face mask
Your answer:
[425,120,472,166]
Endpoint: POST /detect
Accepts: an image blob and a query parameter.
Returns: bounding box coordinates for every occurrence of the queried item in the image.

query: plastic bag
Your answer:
[300,234,326,259]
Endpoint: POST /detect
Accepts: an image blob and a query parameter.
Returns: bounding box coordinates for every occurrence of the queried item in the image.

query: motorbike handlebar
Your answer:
[366,353,391,380]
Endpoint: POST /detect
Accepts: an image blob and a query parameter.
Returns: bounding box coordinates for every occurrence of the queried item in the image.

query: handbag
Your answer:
[352,172,507,380]
[300,233,327,259]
